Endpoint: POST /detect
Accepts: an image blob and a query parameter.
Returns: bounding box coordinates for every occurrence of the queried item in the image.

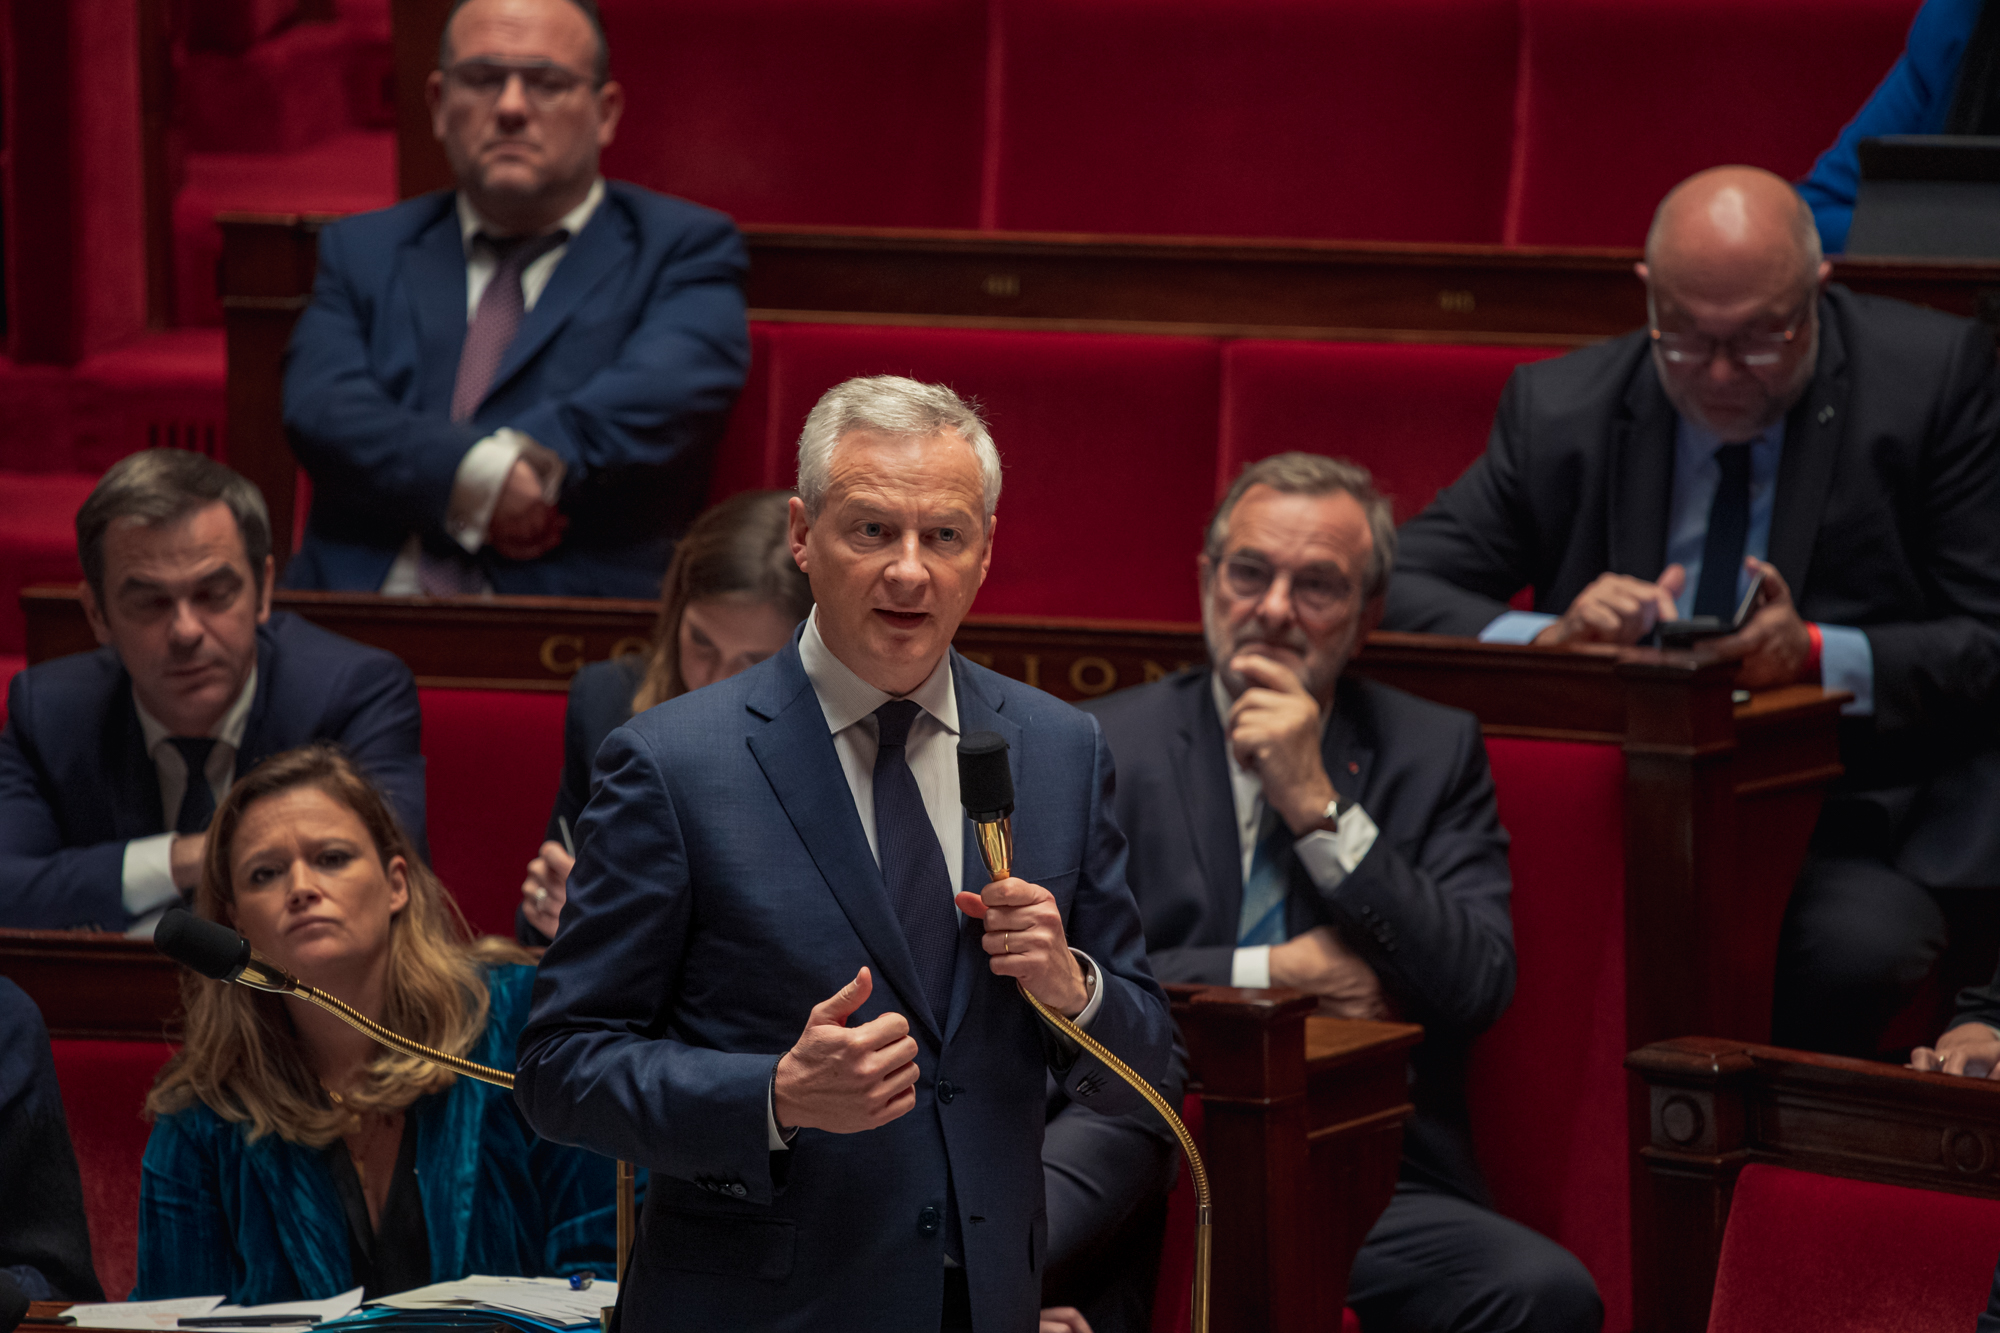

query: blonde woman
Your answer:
[135,745,616,1303]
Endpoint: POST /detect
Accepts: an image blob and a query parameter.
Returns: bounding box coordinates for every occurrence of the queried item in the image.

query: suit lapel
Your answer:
[103,684,165,839]
[484,201,631,410]
[745,643,942,1046]
[1183,672,1246,936]
[236,624,279,768]
[402,206,472,414]
[1607,357,1678,579]
[945,656,1020,1046]
[1767,297,1847,600]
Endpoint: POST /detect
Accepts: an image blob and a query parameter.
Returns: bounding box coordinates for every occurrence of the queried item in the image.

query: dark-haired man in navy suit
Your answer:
[282,0,749,598]
[0,451,424,933]
[1082,452,1600,1333]
[517,376,1173,1332]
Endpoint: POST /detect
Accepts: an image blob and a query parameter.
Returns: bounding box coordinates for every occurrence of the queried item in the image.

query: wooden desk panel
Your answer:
[1629,1037,2000,1333]
[0,930,181,1041]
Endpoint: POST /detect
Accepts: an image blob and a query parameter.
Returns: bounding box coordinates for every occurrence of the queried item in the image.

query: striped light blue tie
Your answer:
[1236,804,1291,947]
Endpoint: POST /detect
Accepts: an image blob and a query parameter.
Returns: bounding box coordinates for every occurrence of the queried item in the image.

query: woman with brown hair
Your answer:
[134,744,616,1304]
[518,490,812,943]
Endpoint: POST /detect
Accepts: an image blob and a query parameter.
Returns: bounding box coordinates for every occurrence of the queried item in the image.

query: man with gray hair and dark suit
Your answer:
[1082,452,1601,1333]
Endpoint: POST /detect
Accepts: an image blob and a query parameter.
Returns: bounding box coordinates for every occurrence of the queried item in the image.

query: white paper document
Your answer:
[63,1297,223,1329]
[186,1287,364,1326]
[374,1275,616,1325]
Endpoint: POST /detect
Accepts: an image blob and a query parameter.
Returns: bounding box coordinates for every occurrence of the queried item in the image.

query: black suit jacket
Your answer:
[1082,669,1514,1203]
[0,612,426,930]
[1387,285,2000,885]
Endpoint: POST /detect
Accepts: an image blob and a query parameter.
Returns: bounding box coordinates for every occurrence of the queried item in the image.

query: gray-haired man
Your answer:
[1082,453,1602,1332]
[0,450,425,932]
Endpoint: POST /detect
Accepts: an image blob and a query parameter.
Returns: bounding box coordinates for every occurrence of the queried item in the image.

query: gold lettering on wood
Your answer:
[960,650,995,668]
[539,634,586,675]
[1142,660,1169,683]
[608,636,651,661]
[1438,289,1476,313]
[1022,654,1041,689]
[982,274,1022,298]
[1068,656,1117,696]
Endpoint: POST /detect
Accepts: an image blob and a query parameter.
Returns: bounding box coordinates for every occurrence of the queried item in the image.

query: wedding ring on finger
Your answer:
[1004,931,1013,954]
[531,887,549,907]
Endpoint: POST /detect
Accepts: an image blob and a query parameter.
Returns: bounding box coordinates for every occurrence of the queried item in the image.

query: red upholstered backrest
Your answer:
[418,688,568,939]
[990,0,1520,242]
[743,323,1223,621]
[0,472,95,655]
[1218,342,1565,522]
[596,0,987,228]
[1472,737,1630,1329]
[49,1038,179,1302]
[1149,1092,1204,1333]
[1507,0,1923,246]
[1709,1163,2000,1333]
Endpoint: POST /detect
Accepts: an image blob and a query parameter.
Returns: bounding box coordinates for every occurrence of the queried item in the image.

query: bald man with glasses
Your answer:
[282,0,749,599]
[1385,165,2000,1060]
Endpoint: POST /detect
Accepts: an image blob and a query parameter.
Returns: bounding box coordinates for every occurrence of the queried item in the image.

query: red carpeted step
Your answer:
[174,129,395,326]
[0,330,225,476]
[0,472,100,656]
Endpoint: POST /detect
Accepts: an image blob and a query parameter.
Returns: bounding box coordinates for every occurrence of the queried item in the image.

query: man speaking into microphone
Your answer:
[516,375,1172,1332]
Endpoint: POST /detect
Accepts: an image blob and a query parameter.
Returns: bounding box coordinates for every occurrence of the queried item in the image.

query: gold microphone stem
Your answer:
[976,827,1211,1333]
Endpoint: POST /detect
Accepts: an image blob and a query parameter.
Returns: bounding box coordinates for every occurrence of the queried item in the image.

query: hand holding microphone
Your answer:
[953,881,1090,1018]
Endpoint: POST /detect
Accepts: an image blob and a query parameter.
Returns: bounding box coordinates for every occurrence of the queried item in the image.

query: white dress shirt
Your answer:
[767,610,1104,1149]
[380,178,606,593]
[119,668,258,934]
[1212,673,1380,988]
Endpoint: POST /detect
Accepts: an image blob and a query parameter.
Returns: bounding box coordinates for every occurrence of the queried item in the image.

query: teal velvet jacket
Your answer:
[134,966,617,1304]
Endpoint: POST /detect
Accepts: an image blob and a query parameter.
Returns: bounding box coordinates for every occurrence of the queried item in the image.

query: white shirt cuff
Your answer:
[1292,803,1381,891]
[1479,611,1558,644]
[1068,949,1105,1030]
[1231,946,1272,989]
[447,429,560,553]
[1816,623,1874,717]
[767,1064,797,1151]
[122,833,182,919]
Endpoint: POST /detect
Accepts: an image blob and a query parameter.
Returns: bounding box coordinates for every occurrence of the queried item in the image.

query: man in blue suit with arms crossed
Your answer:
[282,0,749,597]
[517,376,1174,1331]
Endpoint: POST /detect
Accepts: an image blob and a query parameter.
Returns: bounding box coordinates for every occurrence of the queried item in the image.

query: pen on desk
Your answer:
[558,815,575,857]
[179,1317,324,1327]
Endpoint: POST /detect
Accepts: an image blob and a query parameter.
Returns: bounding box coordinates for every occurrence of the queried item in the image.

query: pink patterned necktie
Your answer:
[450,229,571,422]
[419,229,570,596]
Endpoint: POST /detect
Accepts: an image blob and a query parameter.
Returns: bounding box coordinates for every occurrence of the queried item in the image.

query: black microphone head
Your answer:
[957,731,1015,821]
[154,907,251,982]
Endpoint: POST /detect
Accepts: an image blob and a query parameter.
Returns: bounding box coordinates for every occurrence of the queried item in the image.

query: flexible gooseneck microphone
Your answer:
[154,909,642,1291]
[956,733,1212,1333]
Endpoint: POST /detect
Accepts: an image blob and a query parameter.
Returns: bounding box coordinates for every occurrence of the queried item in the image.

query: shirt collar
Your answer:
[1675,411,1785,463]
[798,607,959,739]
[134,665,258,755]
[456,176,605,253]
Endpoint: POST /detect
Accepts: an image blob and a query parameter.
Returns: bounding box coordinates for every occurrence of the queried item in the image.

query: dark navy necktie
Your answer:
[1692,442,1753,619]
[871,700,959,1028]
[169,737,219,835]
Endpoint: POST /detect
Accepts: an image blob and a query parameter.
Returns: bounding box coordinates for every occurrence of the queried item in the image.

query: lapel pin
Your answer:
[1347,761,1359,774]
[1818,405,1836,424]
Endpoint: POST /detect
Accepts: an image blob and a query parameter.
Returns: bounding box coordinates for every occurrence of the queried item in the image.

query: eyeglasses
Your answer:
[443,59,597,106]
[1649,296,1814,369]
[1219,554,1354,618]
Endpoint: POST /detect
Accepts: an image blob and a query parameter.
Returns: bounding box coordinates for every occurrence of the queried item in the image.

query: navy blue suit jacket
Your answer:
[1083,669,1515,1205]
[0,612,426,930]
[516,638,1173,1333]
[281,181,750,597]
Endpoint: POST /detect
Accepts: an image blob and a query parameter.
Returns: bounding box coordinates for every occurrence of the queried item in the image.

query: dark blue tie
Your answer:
[1693,442,1753,619]
[871,700,959,1029]
[169,737,219,835]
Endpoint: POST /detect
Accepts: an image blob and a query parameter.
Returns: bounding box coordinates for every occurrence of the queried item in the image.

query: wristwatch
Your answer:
[1305,796,1345,836]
